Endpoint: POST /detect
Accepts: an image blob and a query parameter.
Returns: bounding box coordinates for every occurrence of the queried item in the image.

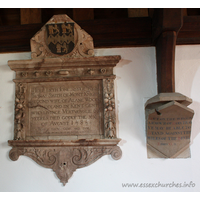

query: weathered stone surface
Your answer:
[8,14,122,185]
[145,92,192,107]
[8,145,122,185]
[30,14,94,59]
[145,93,194,158]
[27,80,103,138]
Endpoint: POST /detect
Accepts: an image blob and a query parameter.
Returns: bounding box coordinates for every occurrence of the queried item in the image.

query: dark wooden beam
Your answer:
[152,8,183,44]
[94,8,128,19]
[0,14,200,53]
[183,8,187,16]
[78,17,152,48]
[20,8,41,24]
[0,17,152,53]
[73,8,94,21]
[41,8,73,23]
[0,23,42,52]
[0,8,20,26]
[128,8,148,17]
[0,16,2,26]
[177,16,200,45]
[153,8,183,93]
[156,31,176,93]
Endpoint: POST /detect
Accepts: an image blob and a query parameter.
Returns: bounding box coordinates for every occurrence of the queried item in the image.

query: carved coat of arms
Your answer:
[46,23,75,55]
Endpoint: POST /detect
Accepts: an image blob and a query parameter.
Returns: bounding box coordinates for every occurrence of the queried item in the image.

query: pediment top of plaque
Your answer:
[147,100,194,117]
[145,92,193,109]
[31,14,94,59]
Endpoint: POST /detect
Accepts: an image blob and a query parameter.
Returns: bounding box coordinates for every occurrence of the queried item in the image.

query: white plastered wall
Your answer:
[0,46,200,192]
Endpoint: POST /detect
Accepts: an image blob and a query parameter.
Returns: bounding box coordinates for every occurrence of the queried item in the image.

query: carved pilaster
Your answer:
[14,83,27,140]
[103,79,116,139]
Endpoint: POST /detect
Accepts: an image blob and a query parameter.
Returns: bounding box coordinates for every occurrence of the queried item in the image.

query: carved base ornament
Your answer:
[9,140,122,185]
[8,15,122,185]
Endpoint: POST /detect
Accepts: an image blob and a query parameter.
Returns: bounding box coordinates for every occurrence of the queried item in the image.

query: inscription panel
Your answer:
[147,117,192,147]
[27,80,103,137]
[146,102,194,158]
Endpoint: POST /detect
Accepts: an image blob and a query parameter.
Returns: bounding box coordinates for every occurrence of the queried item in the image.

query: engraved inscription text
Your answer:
[27,81,103,136]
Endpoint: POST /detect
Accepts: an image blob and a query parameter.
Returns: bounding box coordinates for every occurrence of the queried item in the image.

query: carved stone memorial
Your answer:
[145,93,194,158]
[8,15,122,185]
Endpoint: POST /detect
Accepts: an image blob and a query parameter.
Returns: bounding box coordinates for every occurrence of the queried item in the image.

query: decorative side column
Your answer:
[103,79,116,139]
[8,14,122,185]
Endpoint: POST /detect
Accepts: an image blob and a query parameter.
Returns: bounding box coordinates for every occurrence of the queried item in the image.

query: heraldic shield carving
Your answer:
[46,23,75,55]
[8,14,122,185]
[30,15,95,59]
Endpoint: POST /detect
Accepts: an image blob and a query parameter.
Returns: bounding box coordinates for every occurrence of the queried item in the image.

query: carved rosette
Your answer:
[103,79,116,139]
[14,83,27,140]
[9,146,122,185]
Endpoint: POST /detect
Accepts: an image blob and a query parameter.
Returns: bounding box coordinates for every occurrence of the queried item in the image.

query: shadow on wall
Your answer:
[0,62,16,161]
[114,48,157,149]
[175,46,200,146]
[190,101,200,143]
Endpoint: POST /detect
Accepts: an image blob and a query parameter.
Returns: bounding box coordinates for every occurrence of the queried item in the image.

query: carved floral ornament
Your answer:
[8,15,122,185]
[9,144,122,185]
[14,83,27,140]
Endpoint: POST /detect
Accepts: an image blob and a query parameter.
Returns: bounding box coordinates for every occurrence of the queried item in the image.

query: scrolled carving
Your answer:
[110,146,122,160]
[9,146,121,185]
[25,148,57,167]
[72,148,88,165]
[9,148,21,161]
[72,147,106,167]
[14,83,27,140]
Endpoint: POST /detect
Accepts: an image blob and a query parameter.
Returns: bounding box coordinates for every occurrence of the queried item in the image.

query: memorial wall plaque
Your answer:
[8,14,122,185]
[27,81,104,139]
[145,93,194,158]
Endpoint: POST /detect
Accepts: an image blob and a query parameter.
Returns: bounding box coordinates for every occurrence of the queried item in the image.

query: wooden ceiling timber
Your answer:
[152,8,183,44]
[41,8,73,22]
[94,8,128,19]
[153,8,183,93]
[187,8,200,16]
[0,17,152,53]
[183,8,187,16]
[20,8,42,25]
[0,8,20,26]
[177,16,200,44]
[0,16,2,26]
[73,8,94,21]
[156,31,176,93]
[0,9,200,53]
[128,8,148,17]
